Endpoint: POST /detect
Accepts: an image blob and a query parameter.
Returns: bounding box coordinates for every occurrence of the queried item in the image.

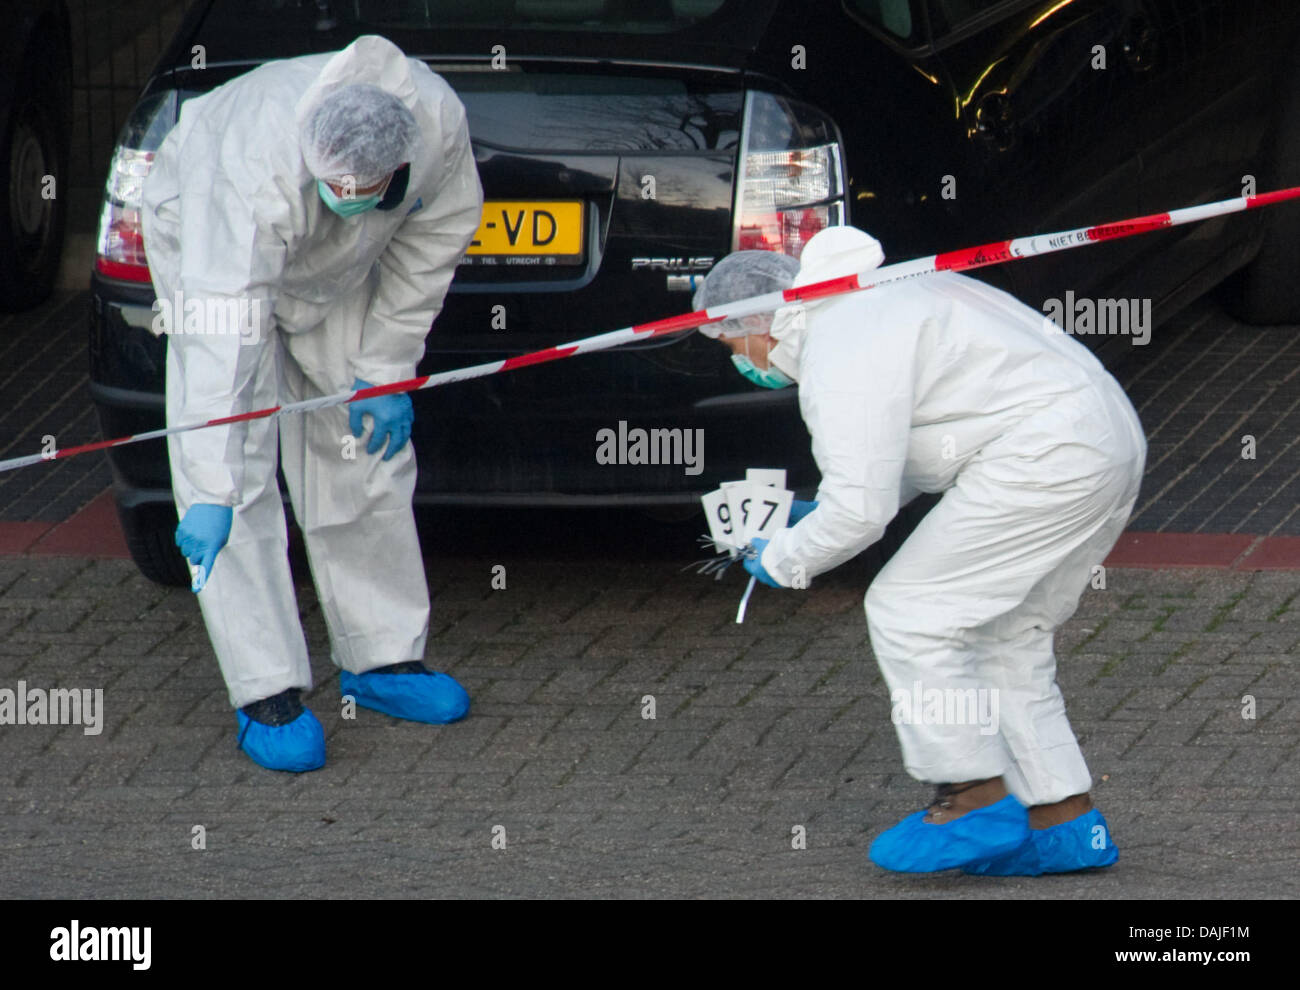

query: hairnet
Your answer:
[692,250,801,338]
[300,84,417,188]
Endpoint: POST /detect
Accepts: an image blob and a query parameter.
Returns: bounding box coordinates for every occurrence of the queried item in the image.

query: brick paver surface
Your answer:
[0,545,1294,898]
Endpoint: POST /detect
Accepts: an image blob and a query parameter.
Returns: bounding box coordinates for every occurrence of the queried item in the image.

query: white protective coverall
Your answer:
[141,36,483,708]
[758,226,1146,807]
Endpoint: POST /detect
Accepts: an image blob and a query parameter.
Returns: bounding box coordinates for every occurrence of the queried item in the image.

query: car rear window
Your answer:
[345,0,729,33]
[929,0,1019,35]
[843,0,917,40]
[440,70,739,151]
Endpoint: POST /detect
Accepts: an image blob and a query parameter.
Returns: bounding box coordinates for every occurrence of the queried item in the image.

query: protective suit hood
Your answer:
[769,226,885,381]
[296,36,425,181]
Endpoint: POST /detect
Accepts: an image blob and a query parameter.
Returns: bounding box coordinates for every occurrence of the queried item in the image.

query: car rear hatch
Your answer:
[187,1,773,350]
[97,0,845,498]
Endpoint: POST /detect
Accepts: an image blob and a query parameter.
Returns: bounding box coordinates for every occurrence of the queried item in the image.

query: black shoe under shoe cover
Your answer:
[367,661,429,675]
[239,688,305,726]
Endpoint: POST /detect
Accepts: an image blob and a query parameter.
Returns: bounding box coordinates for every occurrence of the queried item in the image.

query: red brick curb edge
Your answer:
[2,491,1299,570]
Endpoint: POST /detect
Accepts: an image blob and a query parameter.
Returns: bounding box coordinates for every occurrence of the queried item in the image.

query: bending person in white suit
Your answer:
[141,35,484,772]
[692,227,1145,874]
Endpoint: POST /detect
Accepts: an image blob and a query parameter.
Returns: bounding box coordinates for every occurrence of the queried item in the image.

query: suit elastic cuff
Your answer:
[350,361,414,388]
[759,542,798,588]
[183,463,243,508]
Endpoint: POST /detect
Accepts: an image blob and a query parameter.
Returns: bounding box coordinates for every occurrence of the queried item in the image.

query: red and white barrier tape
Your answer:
[2,186,1297,476]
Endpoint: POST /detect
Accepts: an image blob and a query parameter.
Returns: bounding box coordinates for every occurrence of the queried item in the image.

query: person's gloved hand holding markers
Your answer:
[742,501,817,590]
[743,537,785,589]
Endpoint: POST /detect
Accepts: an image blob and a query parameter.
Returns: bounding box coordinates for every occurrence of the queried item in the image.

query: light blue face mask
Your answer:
[318,180,381,218]
[731,353,795,389]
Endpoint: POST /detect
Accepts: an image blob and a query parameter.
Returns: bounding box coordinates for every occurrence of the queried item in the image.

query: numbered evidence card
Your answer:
[702,471,793,552]
[745,468,787,489]
[702,486,744,553]
[728,480,792,543]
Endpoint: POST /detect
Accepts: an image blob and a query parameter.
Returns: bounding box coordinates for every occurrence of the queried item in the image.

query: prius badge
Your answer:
[631,256,715,292]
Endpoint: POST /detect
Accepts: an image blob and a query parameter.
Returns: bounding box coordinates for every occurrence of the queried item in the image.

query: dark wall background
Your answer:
[66,0,190,233]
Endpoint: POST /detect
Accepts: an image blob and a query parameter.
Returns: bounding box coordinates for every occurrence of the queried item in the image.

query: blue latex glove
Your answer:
[788,499,819,525]
[743,536,784,589]
[175,503,233,592]
[349,377,413,461]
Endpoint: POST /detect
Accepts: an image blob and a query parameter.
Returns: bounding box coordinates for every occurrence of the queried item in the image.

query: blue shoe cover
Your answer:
[235,708,326,773]
[869,794,1030,873]
[963,808,1119,876]
[339,668,470,724]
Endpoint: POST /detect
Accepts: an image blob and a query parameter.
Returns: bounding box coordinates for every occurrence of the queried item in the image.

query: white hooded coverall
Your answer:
[758,227,1146,807]
[141,36,484,708]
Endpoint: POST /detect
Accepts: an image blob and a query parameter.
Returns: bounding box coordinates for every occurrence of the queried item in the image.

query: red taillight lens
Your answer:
[736,203,842,257]
[95,148,155,283]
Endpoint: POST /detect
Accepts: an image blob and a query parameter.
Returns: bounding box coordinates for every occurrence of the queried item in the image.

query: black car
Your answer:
[2,0,71,311]
[88,0,1300,585]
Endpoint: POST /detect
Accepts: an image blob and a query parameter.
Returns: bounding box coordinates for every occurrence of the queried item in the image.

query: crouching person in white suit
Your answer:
[692,227,1145,874]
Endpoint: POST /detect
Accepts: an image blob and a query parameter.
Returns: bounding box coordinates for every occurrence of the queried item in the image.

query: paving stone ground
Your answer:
[0,540,1294,899]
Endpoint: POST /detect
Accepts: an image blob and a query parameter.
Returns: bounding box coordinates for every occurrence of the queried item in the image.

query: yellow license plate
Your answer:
[465,201,583,264]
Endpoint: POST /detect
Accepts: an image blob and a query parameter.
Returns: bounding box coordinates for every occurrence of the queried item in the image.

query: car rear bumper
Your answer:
[91,379,817,506]
[90,283,820,508]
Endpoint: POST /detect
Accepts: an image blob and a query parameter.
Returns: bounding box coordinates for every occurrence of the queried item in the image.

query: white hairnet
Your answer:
[692,250,801,338]
[300,84,417,187]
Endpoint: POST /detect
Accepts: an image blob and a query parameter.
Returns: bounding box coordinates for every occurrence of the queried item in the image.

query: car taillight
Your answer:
[733,93,846,258]
[96,148,154,281]
[95,89,177,283]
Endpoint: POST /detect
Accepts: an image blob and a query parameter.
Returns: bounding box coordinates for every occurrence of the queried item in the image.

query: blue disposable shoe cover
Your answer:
[340,668,470,725]
[869,794,1030,873]
[963,807,1119,876]
[235,708,326,773]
